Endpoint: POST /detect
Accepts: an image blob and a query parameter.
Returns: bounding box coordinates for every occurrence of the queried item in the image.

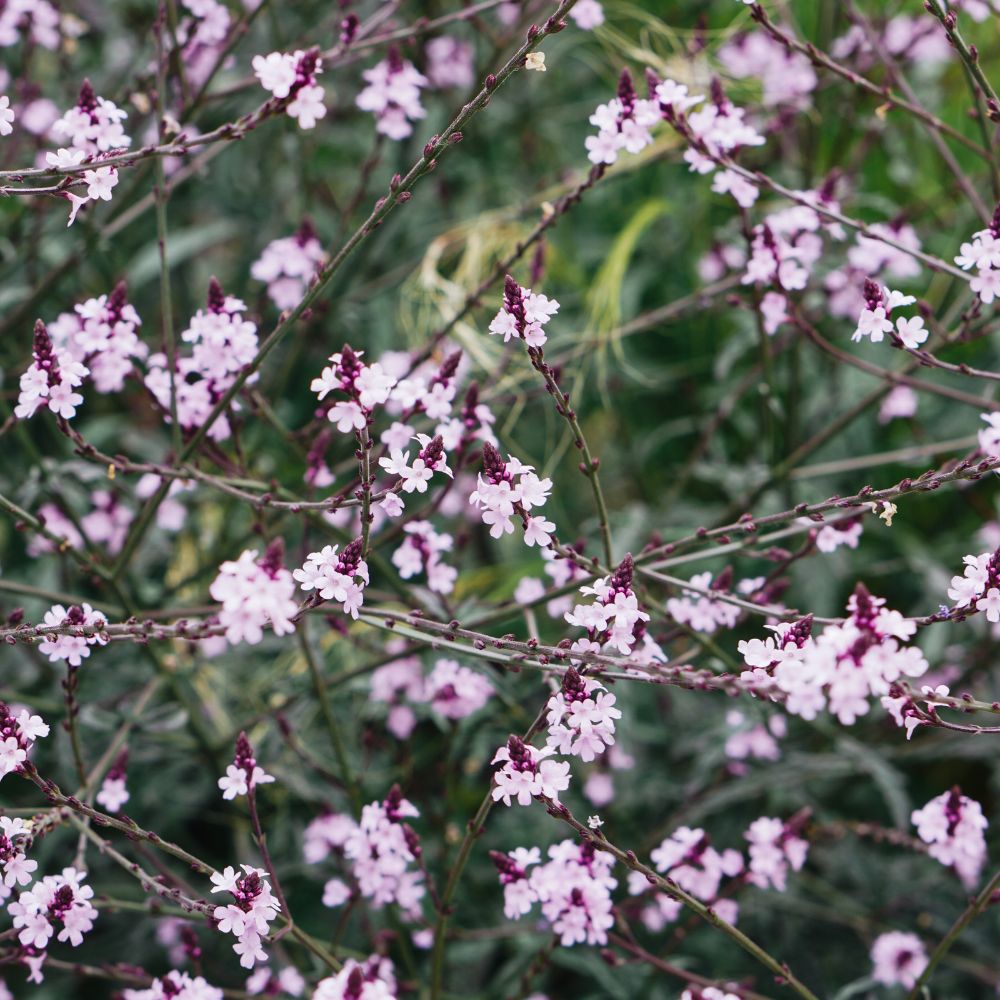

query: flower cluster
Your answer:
[210,865,281,969]
[584,69,658,166]
[245,966,305,997]
[724,710,785,767]
[37,603,108,667]
[666,570,741,635]
[911,788,988,888]
[851,279,926,349]
[52,80,130,153]
[369,647,494,738]
[0,817,36,898]
[470,443,555,546]
[145,279,259,442]
[739,586,928,725]
[955,203,1000,305]
[945,544,1000,619]
[312,344,396,433]
[209,541,298,646]
[487,275,559,349]
[314,955,397,1000]
[251,220,327,310]
[311,789,425,919]
[419,658,493,720]
[814,516,863,553]
[293,539,370,619]
[0,703,49,783]
[96,748,130,813]
[45,281,146,394]
[356,48,427,140]
[718,26,817,108]
[565,554,658,659]
[218,732,276,801]
[425,37,474,90]
[122,971,224,1000]
[0,0,60,49]
[544,668,621,763]
[175,0,231,90]
[491,735,571,807]
[391,521,457,594]
[492,839,617,946]
[870,931,928,990]
[634,826,743,927]
[655,76,765,193]
[378,433,454,501]
[9,867,98,951]
[15,320,89,421]
[744,815,809,891]
[253,49,326,129]
[80,489,134,555]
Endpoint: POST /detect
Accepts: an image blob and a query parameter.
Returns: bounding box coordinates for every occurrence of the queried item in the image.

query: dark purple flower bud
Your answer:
[340,13,359,45]
[862,277,884,312]
[482,442,509,484]
[617,69,637,117]
[206,277,227,314]
[260,538,286,578]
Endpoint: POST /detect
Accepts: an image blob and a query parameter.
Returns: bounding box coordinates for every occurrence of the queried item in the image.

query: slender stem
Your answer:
[925,0,1000,109]
[792,309,999,411]
[154,4,181,455]
[429,703,549,1000]
[297,622,361,815]
[359,424,373,557]
[906,867,1000,999]
[610,933,774,1000]
[547,803,821,1000]
[845,1,989,223]
[112,0,582,579]
[526,343,613,565]
[246,786,294,929]
[750,5,990,160]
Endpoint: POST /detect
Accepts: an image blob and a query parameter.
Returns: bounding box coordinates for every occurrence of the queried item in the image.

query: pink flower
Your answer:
[870,931,927,989]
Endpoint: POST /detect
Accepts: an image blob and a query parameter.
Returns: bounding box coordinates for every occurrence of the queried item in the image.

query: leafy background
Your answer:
[0,0,998,997]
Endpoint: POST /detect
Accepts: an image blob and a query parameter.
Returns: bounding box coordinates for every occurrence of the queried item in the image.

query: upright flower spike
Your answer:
[0,816,37,890]
[490,735,571,807]
[210,865,281,969]
[294,538,370,619]
[253,48,326,129]
[911,787,988,888]
[488,275,559,348]
[95,747,130,813]
[313,955,398,999]
[52,78,131,152]
[956,199,1000,304]
[218,732,276,801]
[356,46,428,140]
[470,442,555,546]
[209,541,298,646]
[870,932,928,990]
[492,839,616,946]
[15,320,88,421]
[564,553,656,658]
[145,278,259,443]
[0,702,49,782]
[9,867,98,951]
[251,218,327,310]
[545,667,621,762]
[37,604,108,666]
[584,68,659,166]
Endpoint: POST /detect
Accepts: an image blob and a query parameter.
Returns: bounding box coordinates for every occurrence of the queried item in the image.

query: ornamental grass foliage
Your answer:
[5,1,1000,998]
